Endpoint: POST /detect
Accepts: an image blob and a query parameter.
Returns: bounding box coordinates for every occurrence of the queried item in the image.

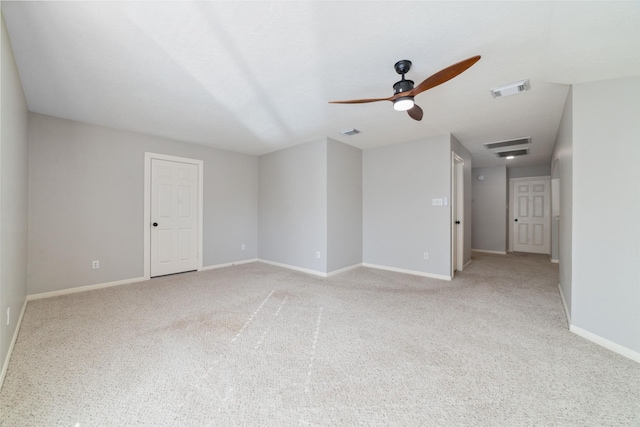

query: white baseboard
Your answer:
[570,325,640,363]
[463,259,472,269]
[27,276,147,301]
[362,263,452,281]
[256,260,362,278]
[550,258,559,264]
[557,283,571,325]
[326,263,362,277]
[200,259,258,271]
[258,259,328,278]
[1,298,28,391]
[471,249,507,255]
[32,261,259,298]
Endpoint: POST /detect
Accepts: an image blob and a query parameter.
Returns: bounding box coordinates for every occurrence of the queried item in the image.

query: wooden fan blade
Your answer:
[410,55,481,96]
[328,96,392,104]
[407,104,423,121]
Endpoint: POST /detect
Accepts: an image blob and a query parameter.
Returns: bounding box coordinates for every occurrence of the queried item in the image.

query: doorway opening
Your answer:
[551,160,560,263]
[452,153,464,276]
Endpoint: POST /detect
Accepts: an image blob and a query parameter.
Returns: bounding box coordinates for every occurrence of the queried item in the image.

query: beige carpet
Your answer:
[1,253,639,426]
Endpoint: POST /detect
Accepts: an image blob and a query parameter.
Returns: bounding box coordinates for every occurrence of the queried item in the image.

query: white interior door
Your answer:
[151,159,198,277]
[513,178,550,254]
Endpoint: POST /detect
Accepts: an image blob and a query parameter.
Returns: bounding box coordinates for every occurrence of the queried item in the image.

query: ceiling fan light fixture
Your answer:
[393,97,415,111]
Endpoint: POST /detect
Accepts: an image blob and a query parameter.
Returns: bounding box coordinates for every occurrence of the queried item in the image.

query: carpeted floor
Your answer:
[1,252,639,426]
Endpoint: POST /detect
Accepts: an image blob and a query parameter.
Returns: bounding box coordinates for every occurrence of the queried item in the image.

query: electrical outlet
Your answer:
[316,251,321,259]
[424,252,429,260]
[92,260,99,269]
[241,244,246,251]
[6,307,10,326]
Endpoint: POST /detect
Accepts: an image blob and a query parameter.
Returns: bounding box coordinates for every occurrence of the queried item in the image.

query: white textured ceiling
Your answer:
[3,1,640,167]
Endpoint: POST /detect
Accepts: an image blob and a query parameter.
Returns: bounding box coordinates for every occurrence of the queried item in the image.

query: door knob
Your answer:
[455,221,461,224]
[152,222,158,227]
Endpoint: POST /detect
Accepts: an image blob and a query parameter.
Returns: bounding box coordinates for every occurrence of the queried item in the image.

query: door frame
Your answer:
[508,176,551,253]
[451,153,465,276]
[144,152,203,279]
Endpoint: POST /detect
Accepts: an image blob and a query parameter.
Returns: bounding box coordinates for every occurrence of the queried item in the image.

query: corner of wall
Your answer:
[1,10,30,389]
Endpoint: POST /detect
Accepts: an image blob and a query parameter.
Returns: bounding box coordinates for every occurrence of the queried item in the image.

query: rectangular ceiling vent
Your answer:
[484,137,531,150]
[339,128,360,136]
[490,79,530,98]
[495,148,529,158]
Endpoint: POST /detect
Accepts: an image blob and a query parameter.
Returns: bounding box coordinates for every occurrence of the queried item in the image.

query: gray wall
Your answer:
[572,76,640,353]
[327,138,362,272]
[507,164,551,179]
[28,113,258,294]
[471,165,507,252]
[258,139,327,273]
[1,12,29,379]
[363,136,453,278]
[451,135,473,266]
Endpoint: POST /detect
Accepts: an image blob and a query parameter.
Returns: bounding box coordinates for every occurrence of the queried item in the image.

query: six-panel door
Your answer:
[151,159,198,277]
[513,179,550,254]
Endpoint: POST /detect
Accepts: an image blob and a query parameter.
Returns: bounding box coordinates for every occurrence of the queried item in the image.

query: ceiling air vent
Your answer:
[490,79,530,98]
[495,148,529,158]
[484,137,531,150]
[339,128,360,136]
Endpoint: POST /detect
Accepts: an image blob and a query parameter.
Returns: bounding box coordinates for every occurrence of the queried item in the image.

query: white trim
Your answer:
[258,259,328,277]
[362,263,452,281]
[144,153,203,280]
[0,298,28,391]
[557,283,571,325]
[27,277,146,301]
[570,325,640,364]
[463,259,472,269]
[472,249,507,255]
[200,259,258,271]
[451,152,464,275]
[550,258,559,264]
[326,263,362,277]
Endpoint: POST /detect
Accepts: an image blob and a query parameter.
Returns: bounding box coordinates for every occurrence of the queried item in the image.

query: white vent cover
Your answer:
[495,148,529,158]
[484,137,531,150]
[339,128,360,136]
[490,79,530,98]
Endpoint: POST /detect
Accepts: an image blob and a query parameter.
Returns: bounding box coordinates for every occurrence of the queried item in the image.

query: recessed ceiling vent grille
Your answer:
[484,137,530,150]
[339,128,360,136]
[495,148,529,158]
[490,79,530,98]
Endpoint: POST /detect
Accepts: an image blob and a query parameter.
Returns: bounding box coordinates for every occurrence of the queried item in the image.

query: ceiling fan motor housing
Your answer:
[393,79,414,95]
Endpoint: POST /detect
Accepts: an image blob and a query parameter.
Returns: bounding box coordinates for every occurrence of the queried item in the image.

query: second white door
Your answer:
[513,178,550,254]
[151,159,198,277]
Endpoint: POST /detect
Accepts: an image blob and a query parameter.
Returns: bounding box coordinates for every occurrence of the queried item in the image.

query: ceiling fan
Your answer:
[329,55,481,121]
